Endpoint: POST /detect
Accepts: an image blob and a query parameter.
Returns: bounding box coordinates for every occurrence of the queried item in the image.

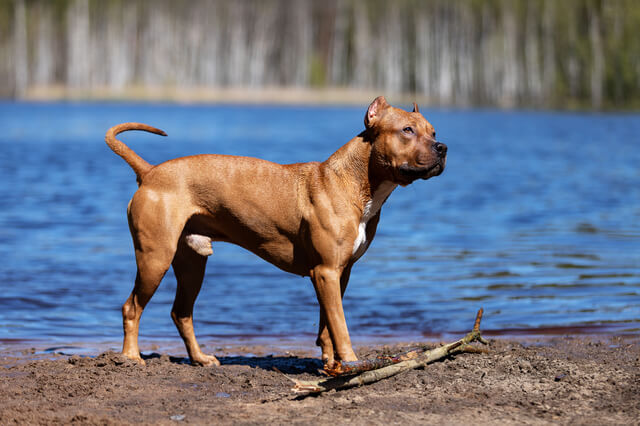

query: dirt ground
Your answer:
[1,335,639,425]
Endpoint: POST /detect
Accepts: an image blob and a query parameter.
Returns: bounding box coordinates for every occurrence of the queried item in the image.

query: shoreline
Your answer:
[2,321,637,357]
[17,85,399,107]
[3,324,638,366]
[8,85,640,111]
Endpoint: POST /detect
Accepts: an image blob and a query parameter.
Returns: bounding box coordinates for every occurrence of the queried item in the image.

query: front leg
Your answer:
[316,264,352,366]
[311,265,357,367]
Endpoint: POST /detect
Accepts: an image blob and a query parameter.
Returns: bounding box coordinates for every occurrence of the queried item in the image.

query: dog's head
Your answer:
[364,96,446,186]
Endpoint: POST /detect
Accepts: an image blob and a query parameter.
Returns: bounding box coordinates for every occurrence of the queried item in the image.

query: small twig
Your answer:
[291,308,488,394]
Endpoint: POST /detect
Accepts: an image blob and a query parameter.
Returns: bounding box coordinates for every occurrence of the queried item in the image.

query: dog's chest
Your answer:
[351,181,397,260]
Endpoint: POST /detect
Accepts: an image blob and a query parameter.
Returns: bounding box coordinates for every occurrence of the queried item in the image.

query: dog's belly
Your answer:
[183,213,310,276]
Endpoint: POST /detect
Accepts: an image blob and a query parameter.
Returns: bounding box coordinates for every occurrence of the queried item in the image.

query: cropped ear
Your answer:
[412,102,419,113]
[364,96,389,128]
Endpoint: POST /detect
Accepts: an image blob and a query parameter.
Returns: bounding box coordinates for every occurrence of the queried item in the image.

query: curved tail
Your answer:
[105,123,167,177]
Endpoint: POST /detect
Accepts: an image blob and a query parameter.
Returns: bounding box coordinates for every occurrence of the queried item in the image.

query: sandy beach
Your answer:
[1,334,638,425]
[21,85,394,106]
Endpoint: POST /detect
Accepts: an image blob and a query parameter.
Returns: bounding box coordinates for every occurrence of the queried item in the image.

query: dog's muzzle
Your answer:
[399,140,447,181]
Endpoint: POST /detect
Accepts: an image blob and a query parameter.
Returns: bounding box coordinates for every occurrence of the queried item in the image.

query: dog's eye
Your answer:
[433,131,436,139]
[402,127,414,135]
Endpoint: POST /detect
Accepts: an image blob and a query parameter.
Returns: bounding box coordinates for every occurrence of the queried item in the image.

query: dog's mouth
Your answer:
[398,161,445,182]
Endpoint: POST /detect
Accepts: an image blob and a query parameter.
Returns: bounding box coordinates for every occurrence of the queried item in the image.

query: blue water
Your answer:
[0,101,638,346]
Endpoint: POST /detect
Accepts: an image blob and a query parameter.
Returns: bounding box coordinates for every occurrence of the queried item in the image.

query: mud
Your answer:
[1,336,639,425]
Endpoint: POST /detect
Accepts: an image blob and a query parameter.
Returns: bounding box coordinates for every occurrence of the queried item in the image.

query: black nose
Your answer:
[433,141,447,156]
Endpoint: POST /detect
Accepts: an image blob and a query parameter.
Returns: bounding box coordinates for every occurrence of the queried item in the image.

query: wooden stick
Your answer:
[291,308,487,394]
[323,345,429,377]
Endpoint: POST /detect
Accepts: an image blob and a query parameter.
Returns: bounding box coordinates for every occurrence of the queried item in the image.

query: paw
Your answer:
[122,351,146,366]
[321,351,334,367]
[339,352,358,363]
[322,352,338,372]
[191,353,220,367]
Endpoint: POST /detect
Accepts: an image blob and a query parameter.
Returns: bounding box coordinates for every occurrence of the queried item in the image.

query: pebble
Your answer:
[554,373,567,382]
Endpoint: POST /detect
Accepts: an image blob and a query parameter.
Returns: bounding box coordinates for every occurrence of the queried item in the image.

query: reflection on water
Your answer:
[0,102,638,345]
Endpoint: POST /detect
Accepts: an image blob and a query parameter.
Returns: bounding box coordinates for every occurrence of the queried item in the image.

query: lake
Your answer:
[0,101,638,350]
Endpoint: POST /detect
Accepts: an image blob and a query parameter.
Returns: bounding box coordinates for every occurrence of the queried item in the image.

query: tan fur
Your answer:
[106,97,446,367]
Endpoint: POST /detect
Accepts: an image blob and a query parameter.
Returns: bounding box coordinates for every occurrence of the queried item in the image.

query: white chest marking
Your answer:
[352,181,397,259]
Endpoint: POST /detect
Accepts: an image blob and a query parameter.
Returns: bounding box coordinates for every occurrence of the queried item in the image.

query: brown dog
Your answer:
[105,96,446,367]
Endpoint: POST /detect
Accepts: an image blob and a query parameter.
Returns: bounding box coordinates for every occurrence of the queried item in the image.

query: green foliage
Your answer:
[309,53,327,88]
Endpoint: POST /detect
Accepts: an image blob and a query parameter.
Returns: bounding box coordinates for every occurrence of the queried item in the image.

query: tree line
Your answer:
[1,0,638,109]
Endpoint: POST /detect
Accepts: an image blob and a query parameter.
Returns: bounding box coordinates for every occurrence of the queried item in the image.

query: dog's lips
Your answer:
[398,161,444,182]
[421,163,443,179]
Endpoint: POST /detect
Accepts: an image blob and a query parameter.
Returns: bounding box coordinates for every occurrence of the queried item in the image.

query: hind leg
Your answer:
[122,251,174,364]
[171,237,219,366]
[122,192,183,364]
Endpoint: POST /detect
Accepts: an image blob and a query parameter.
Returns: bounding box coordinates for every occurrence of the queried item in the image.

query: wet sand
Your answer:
[22,85,391,105]
[1,335,638,425]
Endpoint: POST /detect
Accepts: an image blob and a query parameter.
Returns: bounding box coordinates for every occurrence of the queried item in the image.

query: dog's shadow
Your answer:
[141,352,324,375]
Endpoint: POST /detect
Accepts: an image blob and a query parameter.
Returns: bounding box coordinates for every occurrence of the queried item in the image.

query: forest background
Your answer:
[1,0,639,109]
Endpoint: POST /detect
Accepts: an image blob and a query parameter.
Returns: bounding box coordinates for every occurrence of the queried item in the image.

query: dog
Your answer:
[105,96,446,368]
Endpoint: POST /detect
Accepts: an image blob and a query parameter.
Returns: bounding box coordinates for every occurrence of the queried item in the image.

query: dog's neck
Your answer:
[324,134,397,215]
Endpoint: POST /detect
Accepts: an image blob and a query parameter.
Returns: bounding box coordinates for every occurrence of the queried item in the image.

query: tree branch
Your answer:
[290,308,488,394]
